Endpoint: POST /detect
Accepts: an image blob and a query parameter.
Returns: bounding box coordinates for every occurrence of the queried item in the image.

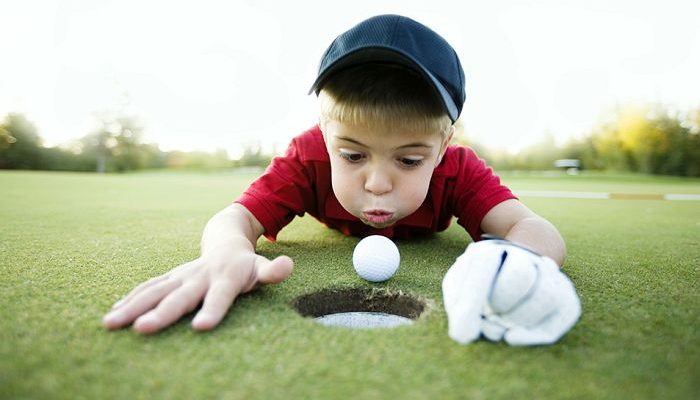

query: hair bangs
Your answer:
[317,64,453,135]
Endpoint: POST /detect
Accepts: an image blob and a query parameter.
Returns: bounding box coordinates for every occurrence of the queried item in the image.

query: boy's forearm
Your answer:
[200,204,263,256]
[504,216,566,266]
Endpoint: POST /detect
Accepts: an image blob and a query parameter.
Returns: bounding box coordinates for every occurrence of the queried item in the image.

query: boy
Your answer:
[103,15,580,345]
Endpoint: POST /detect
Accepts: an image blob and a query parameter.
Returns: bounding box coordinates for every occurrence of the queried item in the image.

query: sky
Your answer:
[1,0,699,156]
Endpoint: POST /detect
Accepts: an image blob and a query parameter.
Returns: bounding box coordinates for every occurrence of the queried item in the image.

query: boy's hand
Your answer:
[102,251,293,334]
[442,238,580,346]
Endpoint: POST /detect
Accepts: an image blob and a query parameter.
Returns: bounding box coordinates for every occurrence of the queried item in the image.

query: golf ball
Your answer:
[352,235,400,282]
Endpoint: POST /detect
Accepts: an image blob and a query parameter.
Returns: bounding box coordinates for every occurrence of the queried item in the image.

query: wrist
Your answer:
[480,234,542,257]
[201,236,253,258]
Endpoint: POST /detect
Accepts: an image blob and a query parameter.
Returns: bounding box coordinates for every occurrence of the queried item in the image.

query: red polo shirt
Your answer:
[235,125,516,241]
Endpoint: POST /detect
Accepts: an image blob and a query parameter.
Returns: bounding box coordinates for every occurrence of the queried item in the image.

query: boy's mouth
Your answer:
[362,210,394,225]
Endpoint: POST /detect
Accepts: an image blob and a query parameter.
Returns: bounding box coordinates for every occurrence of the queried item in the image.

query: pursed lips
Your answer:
[362,210,394,224]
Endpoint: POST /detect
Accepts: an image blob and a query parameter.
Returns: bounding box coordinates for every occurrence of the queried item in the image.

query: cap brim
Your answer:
[308,47,459,122]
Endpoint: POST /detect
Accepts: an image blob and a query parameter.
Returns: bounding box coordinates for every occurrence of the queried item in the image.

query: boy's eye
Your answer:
[339,150,364,163]
[399,157,424,168]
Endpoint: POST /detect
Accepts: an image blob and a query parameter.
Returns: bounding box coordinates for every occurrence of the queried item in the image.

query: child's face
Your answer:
[323,119,453,229]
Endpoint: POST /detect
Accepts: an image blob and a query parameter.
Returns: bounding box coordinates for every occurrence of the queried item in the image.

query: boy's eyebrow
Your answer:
[396,142,434,150]
[336,136,368,147]
[335,136,434,150]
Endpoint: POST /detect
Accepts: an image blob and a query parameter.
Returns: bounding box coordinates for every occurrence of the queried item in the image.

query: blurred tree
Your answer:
[684,108,700,176]
[450,126,499,167]
[140,143,166,169]
[233,142,273,168]
[0,125,15,150]
[79,112,151,172]
[511,131,563,170]
[80,128,116,173]
[591,116,630,171]
[111,115,145,172]
[650,110,693,175]
[0,111,241,172]
[618,105,671,173]
[585,104,700,176]
[561,136,600,170]
[40,146,96,171]
[0,113,43,169]
[460,131,566,171]
[166,149,233,170]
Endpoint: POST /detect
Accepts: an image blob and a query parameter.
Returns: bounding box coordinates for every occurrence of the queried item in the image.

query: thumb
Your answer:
[256,255,294,285]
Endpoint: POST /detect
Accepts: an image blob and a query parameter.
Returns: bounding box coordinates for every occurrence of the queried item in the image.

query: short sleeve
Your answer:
[235,137,318,241]
[450,147,517,240]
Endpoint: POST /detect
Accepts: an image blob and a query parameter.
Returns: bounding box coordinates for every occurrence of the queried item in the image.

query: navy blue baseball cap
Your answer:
[309,14,466,123]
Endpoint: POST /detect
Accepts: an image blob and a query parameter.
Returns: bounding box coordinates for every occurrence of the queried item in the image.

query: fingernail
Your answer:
[192,313,212,329]
[192,313,206,326]
[135,314,157,327]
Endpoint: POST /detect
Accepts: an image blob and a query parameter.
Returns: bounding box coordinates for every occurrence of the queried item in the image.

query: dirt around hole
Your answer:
[291,287,428,320]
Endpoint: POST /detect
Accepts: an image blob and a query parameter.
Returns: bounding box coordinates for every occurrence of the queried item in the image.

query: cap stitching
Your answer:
[389,15,402,46]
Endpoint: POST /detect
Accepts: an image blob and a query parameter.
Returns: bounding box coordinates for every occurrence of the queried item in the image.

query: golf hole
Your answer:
[292,287,428,329]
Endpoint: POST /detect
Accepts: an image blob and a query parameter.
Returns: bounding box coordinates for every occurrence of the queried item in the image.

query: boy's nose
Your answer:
[364,168,392,195]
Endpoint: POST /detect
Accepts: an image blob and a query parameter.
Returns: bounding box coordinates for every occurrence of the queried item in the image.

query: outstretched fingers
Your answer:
[110,275,170,310]
[191,280,240,331]
[103,277,182,329]
[132,280,208,334]
[192,255,294,331]
[104,255,294,334]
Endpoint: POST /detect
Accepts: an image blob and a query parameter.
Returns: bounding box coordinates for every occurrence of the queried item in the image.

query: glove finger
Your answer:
[442,242,504,344]
[504,285,581,346]
[489,247,538,313]
[481,315,507,342]
[498,257,561,327]
[442,253,471,312]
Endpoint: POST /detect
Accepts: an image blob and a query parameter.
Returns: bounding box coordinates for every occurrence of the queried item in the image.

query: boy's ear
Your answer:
[436,126,455,166]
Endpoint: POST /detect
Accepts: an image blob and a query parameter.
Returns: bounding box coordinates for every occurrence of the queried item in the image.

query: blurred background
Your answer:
[1,0,698,175]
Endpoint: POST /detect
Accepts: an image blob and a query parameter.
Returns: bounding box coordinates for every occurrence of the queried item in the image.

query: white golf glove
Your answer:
[442,236,581,346]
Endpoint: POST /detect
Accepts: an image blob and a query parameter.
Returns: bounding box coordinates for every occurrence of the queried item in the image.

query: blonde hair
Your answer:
[318,63,453,135]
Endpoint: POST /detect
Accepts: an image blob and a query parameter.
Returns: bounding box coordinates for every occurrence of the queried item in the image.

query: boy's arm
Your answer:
[102,203,293,334]
[480,199,566,266]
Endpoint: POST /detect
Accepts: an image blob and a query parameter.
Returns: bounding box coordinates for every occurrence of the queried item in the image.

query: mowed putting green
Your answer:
[1,170,698,399]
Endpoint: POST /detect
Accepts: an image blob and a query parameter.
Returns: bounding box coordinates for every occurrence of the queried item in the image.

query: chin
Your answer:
[363,220,396,229]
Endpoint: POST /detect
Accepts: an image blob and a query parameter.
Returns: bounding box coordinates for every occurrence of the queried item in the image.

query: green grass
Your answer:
[1,170,698,399]
[500,170,700,194]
